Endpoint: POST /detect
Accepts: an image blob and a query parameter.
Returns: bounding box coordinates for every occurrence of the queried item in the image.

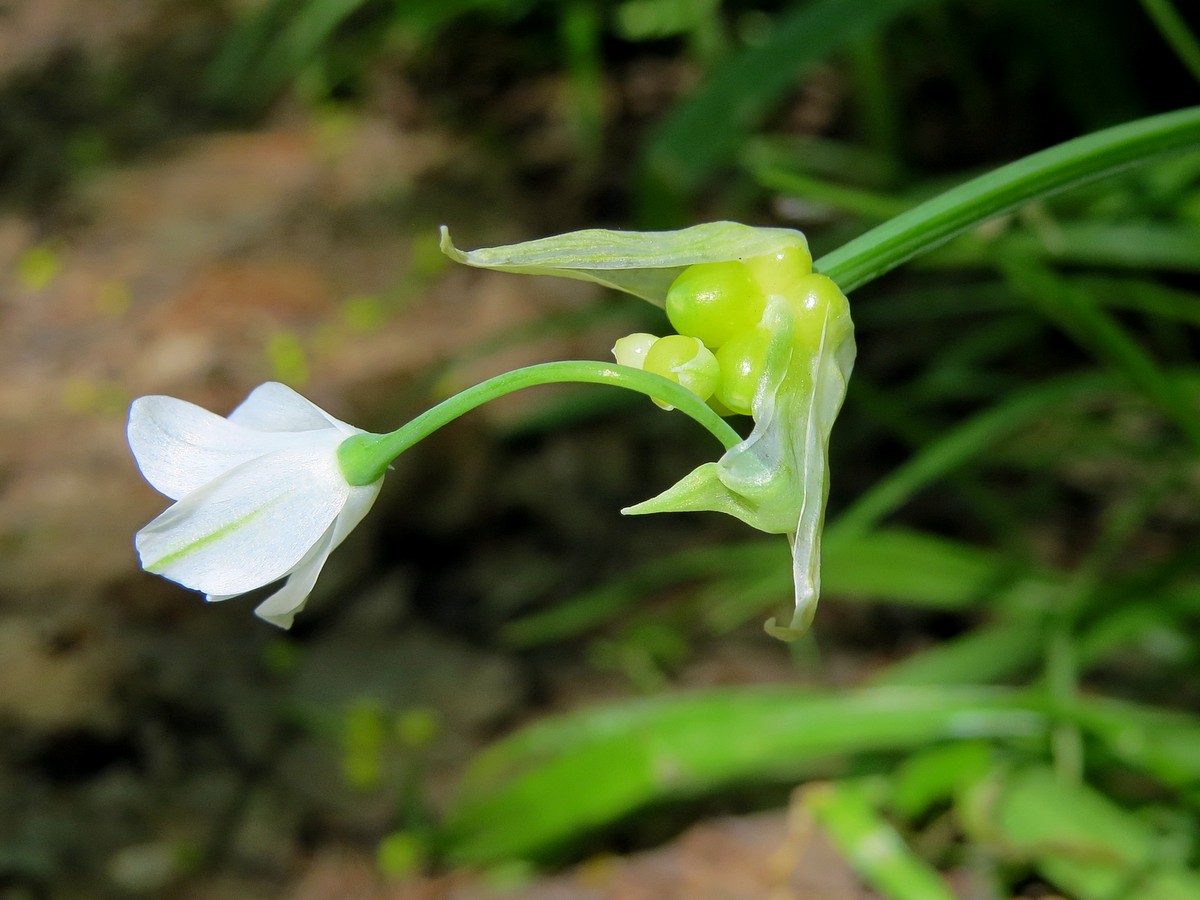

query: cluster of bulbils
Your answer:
[610,248,848,417]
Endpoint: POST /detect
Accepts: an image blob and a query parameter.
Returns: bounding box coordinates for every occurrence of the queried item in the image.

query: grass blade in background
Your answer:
[442,687,1044,864]
[924,222,1200,273]
[502,527,1053,646]
[500,541,789,646]
[638,0,939,216]
[958,765,1200,899]
[206,0,372,109]
[803,779,955,900]
[1065,696,1200,793]
[830,372,1117,539]
[872,621,1046,687]
[1002,257,1200,451]
[1141,0,1200,85]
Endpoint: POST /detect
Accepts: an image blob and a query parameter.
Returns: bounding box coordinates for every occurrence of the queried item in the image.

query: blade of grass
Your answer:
[959,765,1200,898]
[803,779,955,900]
[503,526,1041,646]
[1077,582,1200,674]
[1001,255,1200,451]
[924,221,1200,273]
[743,135,901,189]
[890,742,994,820]
[830,371,1117,539]
[638,0,939,215]
[1064,696,1200,794]
[748,165,912,221]
[444,687,1045,864]
[873,621,1046,688]
[815,106,1200,292]
[1078,276,1200,328]
[500,541,787,646]
[1141,0,1200,85]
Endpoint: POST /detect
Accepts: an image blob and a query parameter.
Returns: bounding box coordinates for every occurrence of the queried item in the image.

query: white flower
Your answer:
[128,382,383,628]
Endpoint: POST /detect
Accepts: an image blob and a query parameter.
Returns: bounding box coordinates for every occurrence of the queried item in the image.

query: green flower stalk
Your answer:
[441,222,856,638]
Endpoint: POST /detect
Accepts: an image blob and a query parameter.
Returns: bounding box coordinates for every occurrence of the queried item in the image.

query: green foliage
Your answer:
[206,1,1200,893]
[638,0,940,219]
[437,58,1200,898]
[958,765,1200,898]
[206,0,540,111]
[815,106,1200,292]
[443,686,1045,864]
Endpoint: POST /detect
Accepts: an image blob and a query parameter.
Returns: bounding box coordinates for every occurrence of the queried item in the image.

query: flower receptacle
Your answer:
[338,433,391,487]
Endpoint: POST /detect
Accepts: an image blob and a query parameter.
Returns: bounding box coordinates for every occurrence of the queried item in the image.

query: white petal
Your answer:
[330,480,384,550]
[135,441,348,595]
[229,382,358,435]
[252,526,337,628]
[128,396,294,501]
[253,478,383,627]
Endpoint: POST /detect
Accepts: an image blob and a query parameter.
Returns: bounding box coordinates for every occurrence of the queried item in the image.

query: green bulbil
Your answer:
[787,273,852,351]
[442,222,855,638]
[666,261,765,348]
[715,326,774,416]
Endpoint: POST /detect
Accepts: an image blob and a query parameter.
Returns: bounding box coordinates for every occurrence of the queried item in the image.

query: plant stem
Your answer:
[815,106,1200,293]
[338,360,743,486]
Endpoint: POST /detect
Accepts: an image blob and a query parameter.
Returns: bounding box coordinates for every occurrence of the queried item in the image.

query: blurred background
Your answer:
[1,1,1198,897]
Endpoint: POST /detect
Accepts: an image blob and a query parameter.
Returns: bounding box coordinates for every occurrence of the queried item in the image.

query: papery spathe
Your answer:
[128,382,382,628]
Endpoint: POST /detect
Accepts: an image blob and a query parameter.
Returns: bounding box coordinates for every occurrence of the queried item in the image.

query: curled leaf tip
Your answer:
[763,617,808,642]
[439,225,462,263]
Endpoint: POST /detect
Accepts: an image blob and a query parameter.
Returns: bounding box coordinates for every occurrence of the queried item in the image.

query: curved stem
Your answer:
[815,106,1200,293]
[338,360,743,486]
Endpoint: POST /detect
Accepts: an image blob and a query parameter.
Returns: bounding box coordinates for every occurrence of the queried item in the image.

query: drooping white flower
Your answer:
[128,382,383,628]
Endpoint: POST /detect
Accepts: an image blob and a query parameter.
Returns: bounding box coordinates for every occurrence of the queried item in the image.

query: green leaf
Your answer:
[443,686,1045,865]
[873,621,1046,687]
[890,742,994,820]
[503,527,1054,646]
[816,106,1200,292]
[804,779,955,900]
[638,0,939,206]
[1001,256,1200,451]
[831,371,1119,538]
[925,221,1200,273]
[959,765,1200,899]
[1142,0,1200,85]
[1066,696,1200,792]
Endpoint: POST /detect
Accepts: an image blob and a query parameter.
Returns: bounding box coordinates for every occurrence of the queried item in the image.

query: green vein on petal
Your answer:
[143,498,281,574]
